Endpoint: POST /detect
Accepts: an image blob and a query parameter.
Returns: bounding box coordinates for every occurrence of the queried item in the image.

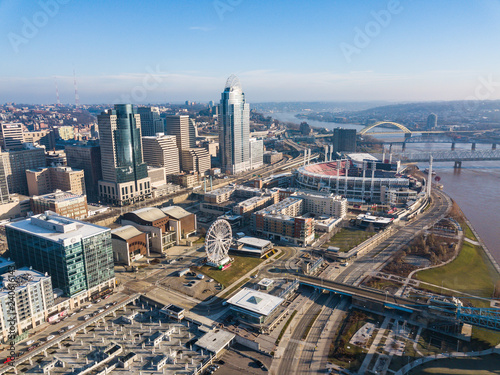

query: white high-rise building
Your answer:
[249,138,264,170]
[0,123,24,151]
[142,134,180,176]
[219,75,250,175]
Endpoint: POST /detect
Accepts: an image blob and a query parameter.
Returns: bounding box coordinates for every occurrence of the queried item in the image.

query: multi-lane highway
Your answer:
[335,188,451,286]
[277,292,332,375]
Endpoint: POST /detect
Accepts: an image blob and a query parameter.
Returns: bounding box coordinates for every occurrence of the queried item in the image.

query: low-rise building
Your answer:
[263,151,283,164]
[159,304,185,320]
[195,329,235,356]
[230,237,273,257]
[161,206,197,240]
[167,172,199,188]
[30,190,88,219]
[111,225,148,265]
[204,186,235,204]
[226,288,284,325]
[122,207,176,254]
[147,166,166,188]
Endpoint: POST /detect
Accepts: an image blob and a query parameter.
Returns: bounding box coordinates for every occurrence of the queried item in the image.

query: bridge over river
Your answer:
[396,149,500,167]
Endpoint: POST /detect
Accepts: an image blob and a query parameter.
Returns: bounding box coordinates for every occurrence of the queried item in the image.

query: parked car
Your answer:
[68,325,75,329]
[46,335,55,341]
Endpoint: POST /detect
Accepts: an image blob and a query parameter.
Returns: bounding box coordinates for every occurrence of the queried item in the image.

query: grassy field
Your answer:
[326,228,376,252]
[415,237,500,347]
[409,354,500,375]
[463,225,477,241]
[415,242,499,298]
[198,254,264,287]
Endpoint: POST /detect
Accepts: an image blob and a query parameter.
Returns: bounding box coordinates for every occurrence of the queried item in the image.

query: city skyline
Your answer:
[2,0,500,103]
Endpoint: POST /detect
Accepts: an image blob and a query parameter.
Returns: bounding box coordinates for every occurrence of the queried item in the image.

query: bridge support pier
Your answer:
[454,161,462,169]
[471,143,476,151]
[401,142,406,151]
[451,142,455,151]
[493,143,497,150]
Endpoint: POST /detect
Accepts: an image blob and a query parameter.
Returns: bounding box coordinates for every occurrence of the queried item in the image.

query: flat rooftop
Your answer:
[6,212,109,245]
[226,288,284,316]
[195,329,235,354]
[237,236,272,249]
[257,278,274,287]
[32,191,85,203]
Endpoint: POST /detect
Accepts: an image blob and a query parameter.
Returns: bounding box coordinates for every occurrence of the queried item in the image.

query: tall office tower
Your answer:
[0,268,54,340]
[180,148,211,176]
[165,115,196,151]
[6,212,115,297]
[142,134,180,176]
[65,142,102,202]
[218,75,250,174]
[427,113,437,130]
[0,123,24,150]
[97,104,151,206]
[137,106,164,137]
[1,145,46,195]
[249,138,264,169]
[26,166,85,196]
[332,128,357,153]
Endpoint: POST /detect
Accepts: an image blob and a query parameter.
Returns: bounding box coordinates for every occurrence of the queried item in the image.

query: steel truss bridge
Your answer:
[457,307,500,331]
[396,149,500,164]
[298,275,500,332]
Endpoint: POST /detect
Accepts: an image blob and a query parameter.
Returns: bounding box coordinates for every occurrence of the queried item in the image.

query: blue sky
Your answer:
[2,0,500,104]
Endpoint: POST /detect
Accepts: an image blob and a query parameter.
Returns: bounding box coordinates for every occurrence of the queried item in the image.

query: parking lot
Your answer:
[2,299,210,374]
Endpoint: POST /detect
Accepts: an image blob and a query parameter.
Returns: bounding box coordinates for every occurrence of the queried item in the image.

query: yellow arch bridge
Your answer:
[358,121,412,135]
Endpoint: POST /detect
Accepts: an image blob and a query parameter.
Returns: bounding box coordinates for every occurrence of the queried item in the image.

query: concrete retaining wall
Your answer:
[234,335,260,351]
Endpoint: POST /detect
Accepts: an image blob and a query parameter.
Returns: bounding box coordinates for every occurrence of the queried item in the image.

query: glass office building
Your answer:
[219,75,250,175]
[5,213,115,297]
[98,104,151,205]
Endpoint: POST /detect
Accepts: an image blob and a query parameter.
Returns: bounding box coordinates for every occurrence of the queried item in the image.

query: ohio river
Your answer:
[269,112,500,264]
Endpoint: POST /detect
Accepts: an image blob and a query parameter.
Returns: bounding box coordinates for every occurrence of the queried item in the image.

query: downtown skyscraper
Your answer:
[219,75,250,174]
[97,104,151,206]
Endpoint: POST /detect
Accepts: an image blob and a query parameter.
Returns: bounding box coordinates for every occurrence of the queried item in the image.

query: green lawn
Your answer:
[325,228,376,252]
[461,222,477,241]
[410,354,500,375]
[415,242,499,298]
[198,254,264,287]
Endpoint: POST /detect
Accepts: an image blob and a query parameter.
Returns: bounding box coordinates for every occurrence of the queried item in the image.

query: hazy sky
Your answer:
[2,0,500,104]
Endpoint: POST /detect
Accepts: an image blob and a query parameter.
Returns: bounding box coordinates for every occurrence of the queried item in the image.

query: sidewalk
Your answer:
[358,313,393,374]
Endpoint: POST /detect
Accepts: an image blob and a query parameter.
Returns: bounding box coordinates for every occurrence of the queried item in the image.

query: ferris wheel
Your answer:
[205,219,232,266]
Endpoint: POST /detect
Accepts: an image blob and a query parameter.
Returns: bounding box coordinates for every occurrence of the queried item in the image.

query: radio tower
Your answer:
[73,68,80,107]
[54,77,61,106]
